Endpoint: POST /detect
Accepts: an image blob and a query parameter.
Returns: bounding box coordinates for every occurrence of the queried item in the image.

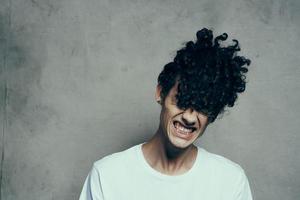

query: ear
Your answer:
[155,85,162,103]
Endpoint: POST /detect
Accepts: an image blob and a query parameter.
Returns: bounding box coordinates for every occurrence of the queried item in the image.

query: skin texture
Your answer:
[142,82,209,175]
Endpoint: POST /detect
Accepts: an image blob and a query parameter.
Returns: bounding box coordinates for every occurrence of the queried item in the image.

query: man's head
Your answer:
[156,28,251,148]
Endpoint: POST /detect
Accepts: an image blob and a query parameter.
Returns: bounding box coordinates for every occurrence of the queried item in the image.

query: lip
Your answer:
[173,120,196,132]
[171,120,196,140]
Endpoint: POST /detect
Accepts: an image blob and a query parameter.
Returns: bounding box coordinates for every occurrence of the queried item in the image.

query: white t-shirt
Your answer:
[79,143,253,200]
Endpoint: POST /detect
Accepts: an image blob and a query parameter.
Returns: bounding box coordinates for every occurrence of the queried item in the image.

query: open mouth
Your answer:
[172,120,196,135]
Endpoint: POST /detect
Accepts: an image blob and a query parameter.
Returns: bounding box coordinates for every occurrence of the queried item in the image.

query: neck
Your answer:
[141,128,197,175]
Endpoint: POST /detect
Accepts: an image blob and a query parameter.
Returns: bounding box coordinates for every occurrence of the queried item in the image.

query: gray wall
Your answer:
[0,0,299,199]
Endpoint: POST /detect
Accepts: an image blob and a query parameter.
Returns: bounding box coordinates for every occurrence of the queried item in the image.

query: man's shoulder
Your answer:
[93,143,139,171]
[200,147,245,176]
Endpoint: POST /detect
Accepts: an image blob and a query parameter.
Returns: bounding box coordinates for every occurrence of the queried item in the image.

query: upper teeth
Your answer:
[174,122,193,133]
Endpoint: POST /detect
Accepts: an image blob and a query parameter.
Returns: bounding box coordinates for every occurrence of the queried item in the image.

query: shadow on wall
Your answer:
[0,8,51,198]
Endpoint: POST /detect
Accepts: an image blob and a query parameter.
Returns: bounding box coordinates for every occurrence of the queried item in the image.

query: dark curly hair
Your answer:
[158,28,251,123]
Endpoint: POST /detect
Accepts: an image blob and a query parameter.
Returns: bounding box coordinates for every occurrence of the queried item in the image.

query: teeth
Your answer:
[174,122,193,133]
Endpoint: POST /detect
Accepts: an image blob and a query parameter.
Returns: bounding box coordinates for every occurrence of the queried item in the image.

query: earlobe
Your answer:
[155,85,162,104]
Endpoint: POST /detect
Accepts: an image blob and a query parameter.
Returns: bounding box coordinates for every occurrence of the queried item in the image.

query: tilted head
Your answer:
[157,28,251,124]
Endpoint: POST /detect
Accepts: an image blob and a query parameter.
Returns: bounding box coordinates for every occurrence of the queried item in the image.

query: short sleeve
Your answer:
[235,171,253,200]
[79,164,104,200]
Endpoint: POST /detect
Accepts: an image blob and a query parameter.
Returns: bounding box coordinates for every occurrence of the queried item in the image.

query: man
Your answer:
[79,28,253,200]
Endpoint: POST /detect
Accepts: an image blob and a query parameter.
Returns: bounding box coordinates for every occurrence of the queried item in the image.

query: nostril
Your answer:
[181,117,195,127]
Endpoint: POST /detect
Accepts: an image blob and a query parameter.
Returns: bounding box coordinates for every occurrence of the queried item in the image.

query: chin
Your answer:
[166,125,197,150]
[169,132,198,145]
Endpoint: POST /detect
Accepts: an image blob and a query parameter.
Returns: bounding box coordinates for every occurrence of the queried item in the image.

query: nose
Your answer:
[181,108,197,126]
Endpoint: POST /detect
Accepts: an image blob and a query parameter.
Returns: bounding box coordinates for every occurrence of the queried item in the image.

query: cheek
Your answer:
[160,107,170,125]
[160,107,175,128]
[198,121,208,135]
[163,110,172,125]
[197,114,209,128]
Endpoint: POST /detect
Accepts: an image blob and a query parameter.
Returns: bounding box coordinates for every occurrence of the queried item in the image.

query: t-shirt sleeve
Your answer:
[79,164,104,200]
[234,170,253,200]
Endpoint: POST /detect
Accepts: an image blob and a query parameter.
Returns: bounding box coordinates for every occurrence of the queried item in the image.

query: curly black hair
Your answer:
[158,28,251,123]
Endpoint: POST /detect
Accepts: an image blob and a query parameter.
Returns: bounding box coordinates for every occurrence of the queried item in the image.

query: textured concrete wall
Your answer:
[0,0,299,199]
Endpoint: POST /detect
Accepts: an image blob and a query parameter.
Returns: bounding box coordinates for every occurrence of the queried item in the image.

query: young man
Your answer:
[79,28,253,200]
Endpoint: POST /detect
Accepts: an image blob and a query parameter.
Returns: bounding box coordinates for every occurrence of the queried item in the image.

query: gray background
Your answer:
[0,0,299,199]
